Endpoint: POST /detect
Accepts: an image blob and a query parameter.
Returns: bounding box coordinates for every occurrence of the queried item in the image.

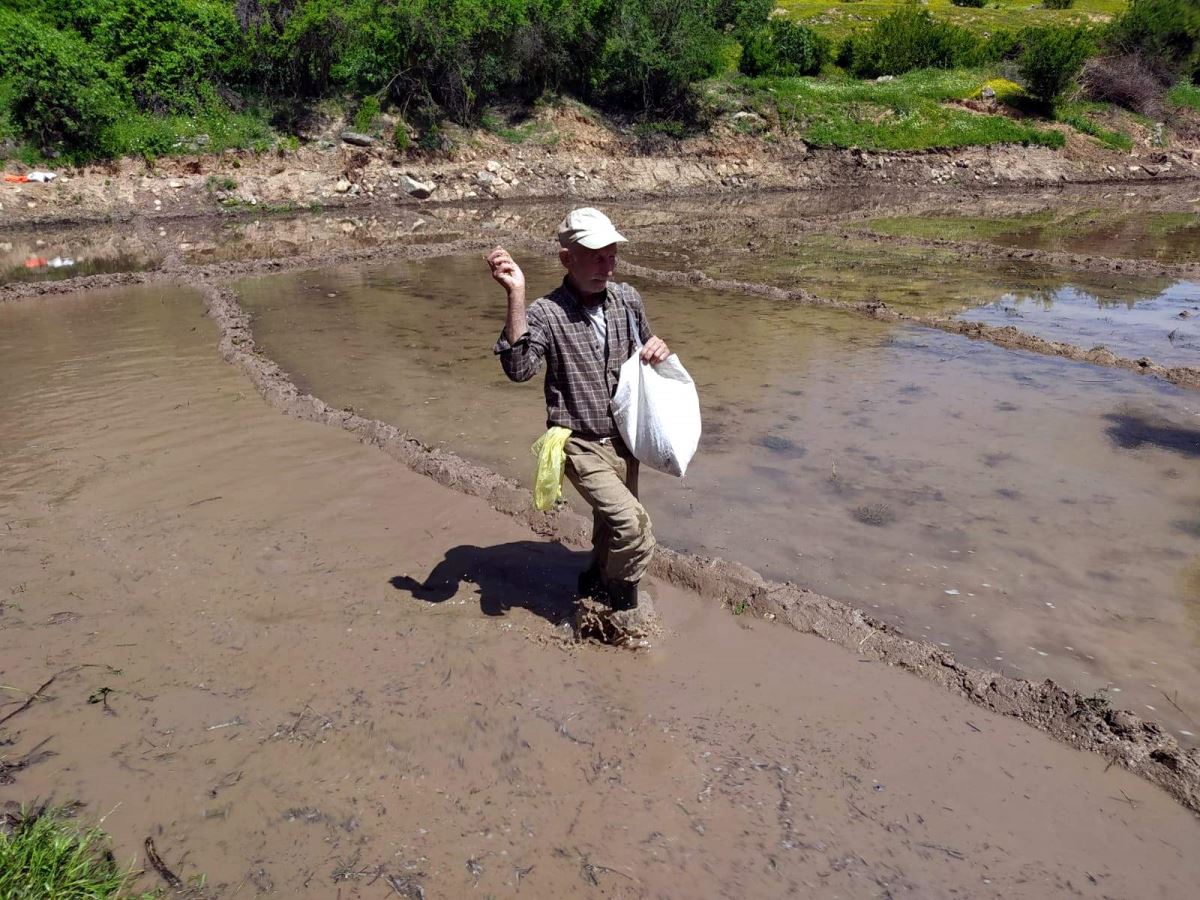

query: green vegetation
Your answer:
[737,68,1064,150]
[1169,81,1200,111]
[1019,26,1093,108]
[1054,103,1133,150]
[783,0,1126,42]
[0,0,1193,164]
[1109,0,1200,82]
[0,805,152,900]
[740,20,830,77]
[837,6,987,78]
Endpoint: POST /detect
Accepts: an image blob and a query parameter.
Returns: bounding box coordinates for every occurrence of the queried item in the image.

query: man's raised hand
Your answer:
[486,246,526,297]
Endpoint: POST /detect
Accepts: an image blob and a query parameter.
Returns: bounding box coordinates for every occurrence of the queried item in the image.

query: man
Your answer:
[487,208,671,611]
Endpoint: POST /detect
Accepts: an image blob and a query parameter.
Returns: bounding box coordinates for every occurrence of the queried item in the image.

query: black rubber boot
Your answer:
[577,564,606,598]
[608,580,639,611]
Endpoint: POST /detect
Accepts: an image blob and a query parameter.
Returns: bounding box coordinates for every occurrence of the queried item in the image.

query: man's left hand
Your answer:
[640,336,670,365]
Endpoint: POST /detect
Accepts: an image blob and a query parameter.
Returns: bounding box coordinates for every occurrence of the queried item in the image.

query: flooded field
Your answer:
[869,211,1200,264]
[958,280,1200,366]
[6,283,1197,897]
[237,254,1200,744]
[0,209,452,283]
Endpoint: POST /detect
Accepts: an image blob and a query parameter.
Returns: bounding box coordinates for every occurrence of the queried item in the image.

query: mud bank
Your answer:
[4,112,1199,231]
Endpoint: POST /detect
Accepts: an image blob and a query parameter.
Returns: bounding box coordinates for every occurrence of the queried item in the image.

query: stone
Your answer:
[399,174,434,199]
[168,180,184,189]
[476,171,497,186]
[485,160,502,174]
[335,179,352,193]
[980,85,996,100]
[340,131,375,147]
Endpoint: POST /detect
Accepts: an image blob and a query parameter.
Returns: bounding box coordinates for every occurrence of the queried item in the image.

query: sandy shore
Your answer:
[2,282,1199,894]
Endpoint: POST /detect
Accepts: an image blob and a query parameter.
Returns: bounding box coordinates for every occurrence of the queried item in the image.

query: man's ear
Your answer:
[558,246,571,269]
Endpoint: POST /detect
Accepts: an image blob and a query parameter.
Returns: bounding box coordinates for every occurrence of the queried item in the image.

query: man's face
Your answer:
[562,243,618,296]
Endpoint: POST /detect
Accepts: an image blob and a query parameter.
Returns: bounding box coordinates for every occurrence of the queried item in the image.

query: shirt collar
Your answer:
[561,276,611,310]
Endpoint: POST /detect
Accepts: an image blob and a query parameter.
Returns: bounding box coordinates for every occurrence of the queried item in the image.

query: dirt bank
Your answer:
[3,282,1199,898]
[4,98,1199,232]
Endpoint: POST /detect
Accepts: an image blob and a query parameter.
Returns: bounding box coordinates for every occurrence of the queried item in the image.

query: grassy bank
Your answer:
[785,0,1127,41]
[731,68,1065,150]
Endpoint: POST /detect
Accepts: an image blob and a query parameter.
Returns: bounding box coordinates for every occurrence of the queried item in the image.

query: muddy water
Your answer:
[622,230,1180,318]
[871,211,1200,264]
[0,209,454,284]
[237,254,1200,744]
[6,283,1200,898]
[959,279,1200,367]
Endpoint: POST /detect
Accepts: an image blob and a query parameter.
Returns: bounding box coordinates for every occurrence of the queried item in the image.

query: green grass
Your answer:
[737,68,1064,150]
[1168,82,1200,113]
[1055,102,1134,151]
[0,805,153,900]
[480,110,560,146]
[782,0,1128,41]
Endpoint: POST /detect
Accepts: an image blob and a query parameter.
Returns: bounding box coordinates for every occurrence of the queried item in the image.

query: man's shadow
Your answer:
[389,541,585,625]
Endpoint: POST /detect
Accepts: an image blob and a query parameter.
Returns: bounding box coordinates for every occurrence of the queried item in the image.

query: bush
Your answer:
[1042,0,1074,10]
[951,0,986,8]
[0,10,124,157]
[739,20,829,77]
[1108,0,1199,84]
[714,0,772,36]
[842,6,983,78]
[92,0,245,113]
[589,0,726,112]
[1020,26,1093,108]
[1081,53,1167,113]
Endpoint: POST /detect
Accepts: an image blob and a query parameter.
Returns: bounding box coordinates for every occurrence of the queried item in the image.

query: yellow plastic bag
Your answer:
[531,427,571,511]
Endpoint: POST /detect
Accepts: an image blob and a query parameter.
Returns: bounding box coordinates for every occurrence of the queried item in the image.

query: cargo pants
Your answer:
[564,435,656,584]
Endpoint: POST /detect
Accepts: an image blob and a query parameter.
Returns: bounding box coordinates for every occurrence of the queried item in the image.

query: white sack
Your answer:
[612,312,701,477]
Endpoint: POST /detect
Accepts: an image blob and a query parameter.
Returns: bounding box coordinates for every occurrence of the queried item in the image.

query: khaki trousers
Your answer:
[564,436,656,584]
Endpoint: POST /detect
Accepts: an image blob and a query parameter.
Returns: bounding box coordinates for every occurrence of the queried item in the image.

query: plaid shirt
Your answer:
[494,279,653,439]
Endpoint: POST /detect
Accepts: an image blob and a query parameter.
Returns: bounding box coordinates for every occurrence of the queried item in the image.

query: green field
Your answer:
[783,0,1128,40]
[732,68,1065,150]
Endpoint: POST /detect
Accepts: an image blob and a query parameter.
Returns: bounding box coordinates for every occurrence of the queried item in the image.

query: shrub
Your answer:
[1042,0,1074,10]
[93,0,245,113]
[739,20,829,77]
[714,0,773,36]
[589,0,726,112]
[1081,53,1167,113]
[1020,26,1093,108]
[353,94,381,132]
[842,6,983,78]
[1108,0,1199,83]
[0,10,124,157]
[951,0,986,8]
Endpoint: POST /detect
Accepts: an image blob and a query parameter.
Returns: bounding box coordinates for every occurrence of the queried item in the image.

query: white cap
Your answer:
[557,207,627,250]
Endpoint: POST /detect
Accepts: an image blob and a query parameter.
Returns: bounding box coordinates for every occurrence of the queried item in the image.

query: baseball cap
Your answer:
[556,207,627,250]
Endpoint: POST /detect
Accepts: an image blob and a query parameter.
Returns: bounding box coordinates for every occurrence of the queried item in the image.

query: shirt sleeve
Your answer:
[494,301,550,383]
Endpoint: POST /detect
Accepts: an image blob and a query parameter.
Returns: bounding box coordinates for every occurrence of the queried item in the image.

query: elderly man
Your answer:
[487,208,670,611]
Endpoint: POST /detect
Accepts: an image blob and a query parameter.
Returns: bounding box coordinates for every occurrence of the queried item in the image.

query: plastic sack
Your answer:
[531,426,572,511]
[612,311,701,477]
